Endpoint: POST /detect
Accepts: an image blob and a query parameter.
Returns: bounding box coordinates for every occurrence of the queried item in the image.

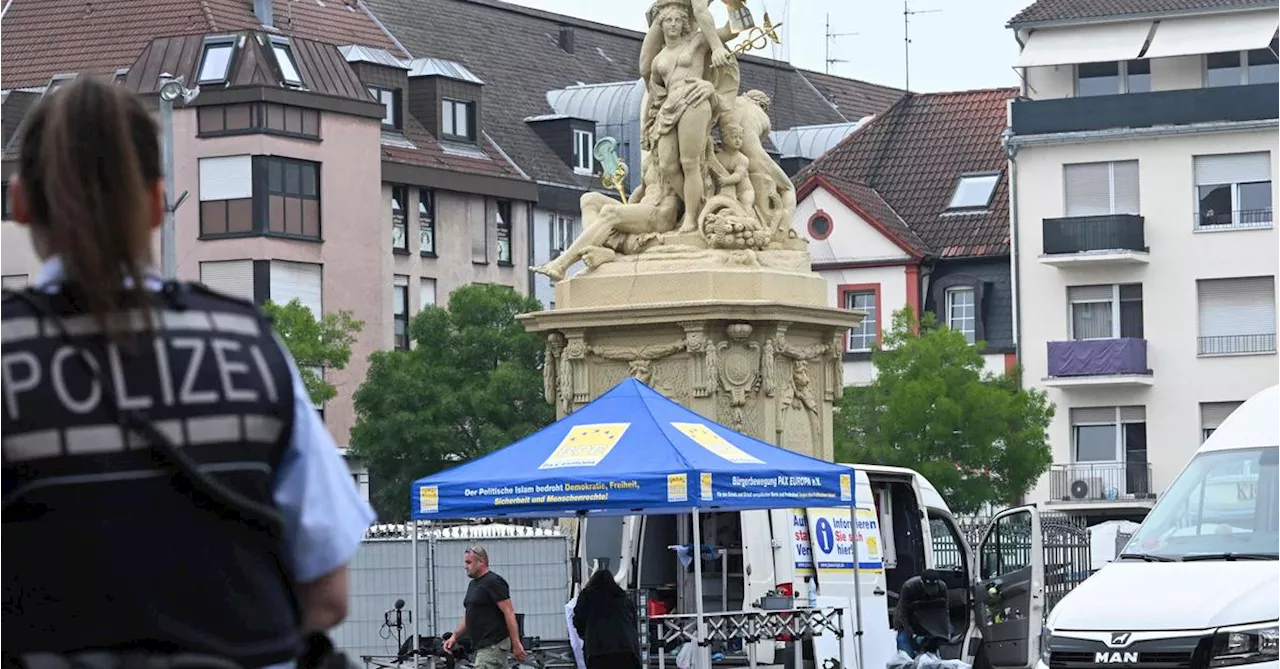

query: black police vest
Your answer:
[1,282,302,667]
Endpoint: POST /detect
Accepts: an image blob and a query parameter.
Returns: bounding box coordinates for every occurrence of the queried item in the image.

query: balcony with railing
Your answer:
[1040,215,1149,267]
[1044,338,1154,388]
[1199,333,1277,356]
[1049,461,1156,506]
[1010,83,1279,136]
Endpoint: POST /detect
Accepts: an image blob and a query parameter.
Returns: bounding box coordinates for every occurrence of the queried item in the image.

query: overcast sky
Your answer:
[500,0,1030,93]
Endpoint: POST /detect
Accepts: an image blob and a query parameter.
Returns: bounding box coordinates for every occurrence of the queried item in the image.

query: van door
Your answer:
[926,508,974,661]
[971,506,1045,669]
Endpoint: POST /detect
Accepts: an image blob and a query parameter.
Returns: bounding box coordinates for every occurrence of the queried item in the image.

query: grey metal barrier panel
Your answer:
[329,535,434,661]
[432,536,572,643]
[329,526,572,660]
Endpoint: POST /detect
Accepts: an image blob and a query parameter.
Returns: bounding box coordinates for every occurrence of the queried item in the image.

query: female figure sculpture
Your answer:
[640,0,742,233]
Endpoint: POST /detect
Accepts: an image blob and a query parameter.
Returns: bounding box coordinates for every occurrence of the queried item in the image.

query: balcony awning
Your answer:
[1016,21,1153,68]
[1143,11,1279,60]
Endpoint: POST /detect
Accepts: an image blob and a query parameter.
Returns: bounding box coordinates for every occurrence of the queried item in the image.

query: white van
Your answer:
[578,464,1004,668]
[1017,385,1279,669]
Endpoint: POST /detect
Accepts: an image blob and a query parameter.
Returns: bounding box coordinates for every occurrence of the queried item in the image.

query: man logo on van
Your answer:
[1108,632,1134,648]
[1095,652,1139,664]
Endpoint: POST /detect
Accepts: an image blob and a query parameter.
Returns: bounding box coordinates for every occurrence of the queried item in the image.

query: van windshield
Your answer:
[1123,446,1278,561]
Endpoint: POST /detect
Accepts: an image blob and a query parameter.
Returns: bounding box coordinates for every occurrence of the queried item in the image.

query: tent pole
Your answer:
[411,519,420,669]
[849,501,866,669]
[692,508,709,669]
[580,515,590,593]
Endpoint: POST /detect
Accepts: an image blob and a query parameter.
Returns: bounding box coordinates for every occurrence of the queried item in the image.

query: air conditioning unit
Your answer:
[1068,477,1104,501]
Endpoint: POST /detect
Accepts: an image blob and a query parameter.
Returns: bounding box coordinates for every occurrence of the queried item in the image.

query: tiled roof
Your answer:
[362,0,900,190]
[803,172,930,257]
[1,0,403,90]
[798,70,907,121]
[796,87,1018,259]
[1007,0,1275,26]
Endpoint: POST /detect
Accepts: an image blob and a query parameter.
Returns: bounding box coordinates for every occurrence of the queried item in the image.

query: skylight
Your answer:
[197,38,236,84]
[947,173,1001,210]
[271,38,303,86]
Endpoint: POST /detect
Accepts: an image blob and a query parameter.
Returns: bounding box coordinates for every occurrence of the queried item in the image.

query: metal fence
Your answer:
[329,523,571,661]
[930,513,1090,617]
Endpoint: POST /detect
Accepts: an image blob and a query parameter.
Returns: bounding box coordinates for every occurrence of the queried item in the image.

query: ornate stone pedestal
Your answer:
[520,252,861,461]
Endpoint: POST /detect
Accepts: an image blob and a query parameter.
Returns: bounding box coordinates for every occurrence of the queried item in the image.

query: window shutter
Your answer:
[1112,160,1140,214]
[198,155,253,201]
[1194,152,1271,185]
[1064,162,1112,216]
[1071,407,1117,424]
[270,260,323,317]
[1201,401,1243,431]
[1068,285,1114,302]
[1118,406,1146,423]
[1197,276,1277,337]
[198,260,254,301]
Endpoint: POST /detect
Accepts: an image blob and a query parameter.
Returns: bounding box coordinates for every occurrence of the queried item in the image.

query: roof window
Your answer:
[270,37,304,87]
[947,172,1001,211]
[197,36,237,85]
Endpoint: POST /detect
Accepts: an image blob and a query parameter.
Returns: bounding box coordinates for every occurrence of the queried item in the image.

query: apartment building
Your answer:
[792,88,1019,386]
[1006,0,1279,521]
[362,0,905,307]
[0,0,537,472]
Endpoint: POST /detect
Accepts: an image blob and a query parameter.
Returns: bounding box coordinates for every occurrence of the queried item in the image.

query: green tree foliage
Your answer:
[349,283,553,520]
[835,307,1054,514]
[262,299,364,406]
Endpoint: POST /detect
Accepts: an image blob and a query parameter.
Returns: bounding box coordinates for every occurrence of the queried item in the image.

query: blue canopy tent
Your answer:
[408,378,863,669]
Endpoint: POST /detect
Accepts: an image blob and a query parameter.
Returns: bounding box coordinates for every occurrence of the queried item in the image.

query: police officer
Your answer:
[1,76,375,669]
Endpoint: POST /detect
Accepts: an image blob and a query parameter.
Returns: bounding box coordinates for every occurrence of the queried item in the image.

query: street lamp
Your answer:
[157,73,199,278]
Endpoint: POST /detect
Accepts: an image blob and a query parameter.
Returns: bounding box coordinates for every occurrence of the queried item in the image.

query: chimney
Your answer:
[558,26,575,54]
[254,0,274,27]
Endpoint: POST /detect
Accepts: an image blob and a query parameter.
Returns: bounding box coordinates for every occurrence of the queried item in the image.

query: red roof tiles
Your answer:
[796,87,1018,259]
[1,0,402,90]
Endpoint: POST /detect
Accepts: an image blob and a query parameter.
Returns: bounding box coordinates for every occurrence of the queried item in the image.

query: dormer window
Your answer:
[573,129,595,174]
[443,98,474,141]
[197,36,237,85]
[947,172,1001,211]
[270,37,303,87]
[369,86,401,129]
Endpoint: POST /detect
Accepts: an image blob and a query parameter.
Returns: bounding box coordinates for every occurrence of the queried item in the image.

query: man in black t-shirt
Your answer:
[443,545,527,668]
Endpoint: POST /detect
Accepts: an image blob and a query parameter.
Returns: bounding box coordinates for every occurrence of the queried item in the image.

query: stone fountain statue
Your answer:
[533,0,802,282]
[521,0,859,464]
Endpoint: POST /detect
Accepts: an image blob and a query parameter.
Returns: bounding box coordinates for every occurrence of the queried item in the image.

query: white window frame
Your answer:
[843,289,878,353]
[945,287,976,344]
[946,173,1000,211]
[1192,153,1273,230]
[369,87,399,128]
[1070,407,1145,464]
[573,129,595,175]
[1196,276,1278,356]
[551,213,576,256]
[1067,283,1142,340]
[1204,43,1280,87]
[442,98,473,140]
[1074,59,1151,96]
[1063,160,1140,217]
[390,185,408,252]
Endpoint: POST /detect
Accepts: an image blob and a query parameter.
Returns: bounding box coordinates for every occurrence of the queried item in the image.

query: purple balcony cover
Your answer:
[1048,338,1149,377]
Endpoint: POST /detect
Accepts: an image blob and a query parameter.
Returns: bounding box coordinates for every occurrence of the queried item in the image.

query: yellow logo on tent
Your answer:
[539,423,631,469]
[419,486,439,514]
[700,472,713,501]
[840,473,852,501]
[668,473,688,502]
[671,422,764,464]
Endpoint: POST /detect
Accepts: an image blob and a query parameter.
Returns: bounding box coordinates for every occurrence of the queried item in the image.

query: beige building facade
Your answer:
[1007,1,1279,519]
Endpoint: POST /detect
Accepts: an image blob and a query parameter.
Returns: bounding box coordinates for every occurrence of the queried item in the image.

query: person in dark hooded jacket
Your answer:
[572,569,641,669]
